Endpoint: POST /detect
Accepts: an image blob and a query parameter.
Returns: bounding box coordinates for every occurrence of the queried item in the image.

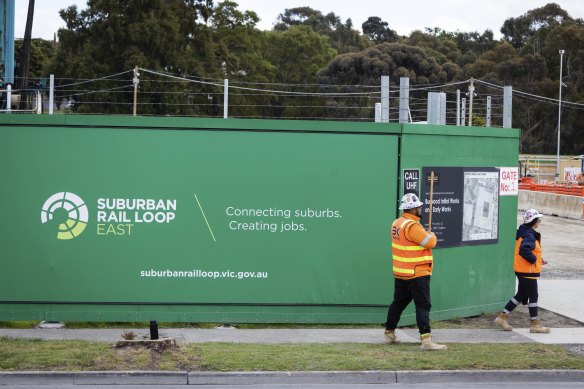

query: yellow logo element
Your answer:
[41,192,89,240]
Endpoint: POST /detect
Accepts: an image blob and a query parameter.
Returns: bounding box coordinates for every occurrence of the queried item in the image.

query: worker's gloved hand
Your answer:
[542,258,548,265]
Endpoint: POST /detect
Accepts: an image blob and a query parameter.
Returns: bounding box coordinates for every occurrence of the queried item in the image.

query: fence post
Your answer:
[381,75,389,123]
[6,84,11,114]
[374,103,381,123]
[224,79,229,119]
[49,74,54,115]
[36,91,41,114]
[503,86,512,128]
[461,97,466,126]
[399,77,409,124]
[456,89,461,126]
[486,96,491,127]
[132,66,139,116]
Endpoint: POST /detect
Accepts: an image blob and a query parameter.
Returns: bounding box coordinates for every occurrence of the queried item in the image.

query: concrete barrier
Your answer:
[519,190,584,220]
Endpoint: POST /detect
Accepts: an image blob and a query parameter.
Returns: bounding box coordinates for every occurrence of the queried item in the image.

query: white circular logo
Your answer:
[41,192,89,240]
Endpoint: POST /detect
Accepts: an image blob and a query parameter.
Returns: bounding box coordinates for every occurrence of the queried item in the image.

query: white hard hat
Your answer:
[399,193,424,210]
[523,209,543,224]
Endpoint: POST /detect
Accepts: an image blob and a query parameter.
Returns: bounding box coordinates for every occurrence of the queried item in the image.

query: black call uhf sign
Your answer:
[403,169,420,197]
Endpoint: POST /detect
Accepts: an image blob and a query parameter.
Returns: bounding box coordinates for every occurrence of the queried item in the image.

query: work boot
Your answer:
[420,334,447,351]
[494,312,513,331]
[384,329,400,344]
[530,319,551,334]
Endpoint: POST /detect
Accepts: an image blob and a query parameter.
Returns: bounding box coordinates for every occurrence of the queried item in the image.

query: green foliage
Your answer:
[274,7,368,53]
[15,39,56,79]
[501,3,575,51]
[318,43,459,86]
[264,26,337,119]
[22,1,584,153]
[362,17,398,43]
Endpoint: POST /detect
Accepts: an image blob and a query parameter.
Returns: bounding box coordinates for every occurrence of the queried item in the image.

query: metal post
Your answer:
[468,78,475,126]
[557,49,565,181]
[223,79,228,119]
[427,93,437,124]
[503,86,512,129]
[456,89,461,126]
[6,84,11,113]
[427,92,445,125]
[374,103,381,123]
[49,74,54,114]
[399,77,409,123]
[3,0,15,85]
[486,96,491,127]
[36,91,41,114]
[461,97,466,126]
[439,92,446,125]
[132,66,139,116]
[381,76,390,123]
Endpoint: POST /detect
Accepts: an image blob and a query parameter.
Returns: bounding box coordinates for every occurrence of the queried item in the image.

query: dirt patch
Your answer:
[115,337,177,351]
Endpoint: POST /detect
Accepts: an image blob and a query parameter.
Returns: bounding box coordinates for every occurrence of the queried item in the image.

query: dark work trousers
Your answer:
[385,275,431,335]
[504,275,539,318]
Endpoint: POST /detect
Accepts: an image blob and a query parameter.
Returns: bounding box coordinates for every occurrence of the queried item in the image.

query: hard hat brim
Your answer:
[399,200,424,210]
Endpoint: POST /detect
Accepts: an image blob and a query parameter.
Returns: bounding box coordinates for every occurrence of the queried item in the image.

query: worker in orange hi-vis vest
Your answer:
[494,209,550,334]
[384,193,447,351]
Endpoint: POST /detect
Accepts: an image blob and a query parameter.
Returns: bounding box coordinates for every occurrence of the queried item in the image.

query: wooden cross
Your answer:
[427,171,438,231]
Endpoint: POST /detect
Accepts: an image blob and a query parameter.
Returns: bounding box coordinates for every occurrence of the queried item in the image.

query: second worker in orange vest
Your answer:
[384,193,447,351]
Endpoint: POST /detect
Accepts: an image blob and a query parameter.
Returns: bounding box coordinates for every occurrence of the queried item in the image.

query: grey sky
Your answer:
[15,0,584,40]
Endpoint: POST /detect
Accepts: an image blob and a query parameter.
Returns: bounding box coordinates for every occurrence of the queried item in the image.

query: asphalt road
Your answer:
[3,383,584,388]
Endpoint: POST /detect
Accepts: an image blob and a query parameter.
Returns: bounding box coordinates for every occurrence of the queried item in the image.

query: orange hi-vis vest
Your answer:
[513,237,542,277]
[391,215,433,279]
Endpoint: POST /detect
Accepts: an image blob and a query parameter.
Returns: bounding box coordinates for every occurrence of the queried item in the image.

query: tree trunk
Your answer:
[17,0,35,110]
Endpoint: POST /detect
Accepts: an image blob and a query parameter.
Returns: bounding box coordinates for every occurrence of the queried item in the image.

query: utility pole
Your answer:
[467,78,475,126]
[17,0,35,109]
[132,66,139,116]
[556,49,565,182]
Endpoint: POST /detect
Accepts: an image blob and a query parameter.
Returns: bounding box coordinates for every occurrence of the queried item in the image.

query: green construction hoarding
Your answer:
[0,115,519,323]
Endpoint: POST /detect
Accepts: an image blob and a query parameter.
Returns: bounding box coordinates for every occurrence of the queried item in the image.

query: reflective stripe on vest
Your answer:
[391,217,433,278]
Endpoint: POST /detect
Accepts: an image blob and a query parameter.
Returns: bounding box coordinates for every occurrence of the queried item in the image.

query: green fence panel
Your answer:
[1,116,403,323]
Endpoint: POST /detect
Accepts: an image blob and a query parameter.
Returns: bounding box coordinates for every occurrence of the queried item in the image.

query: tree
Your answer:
[318,42,458,86]
[274,7,367,53]
[48,0,216,115]
[501,3,573,51]
[15,39,56,79]
[265,25,337,118]
[211,1,276,118]
[362,16,397,43]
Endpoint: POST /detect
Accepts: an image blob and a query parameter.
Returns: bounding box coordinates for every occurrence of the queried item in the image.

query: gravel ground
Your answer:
[566,344,584,357]
[436,306,583,330]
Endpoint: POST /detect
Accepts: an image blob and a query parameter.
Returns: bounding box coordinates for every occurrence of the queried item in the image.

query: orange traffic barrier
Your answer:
[518,179,584,196]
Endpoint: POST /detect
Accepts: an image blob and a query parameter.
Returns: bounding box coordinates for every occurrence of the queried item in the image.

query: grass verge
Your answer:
[0,338,582,371]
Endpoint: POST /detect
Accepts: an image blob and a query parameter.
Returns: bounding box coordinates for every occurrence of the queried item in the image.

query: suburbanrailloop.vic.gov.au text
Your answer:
[140,269,268,280]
